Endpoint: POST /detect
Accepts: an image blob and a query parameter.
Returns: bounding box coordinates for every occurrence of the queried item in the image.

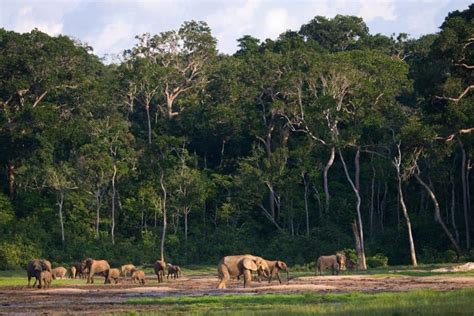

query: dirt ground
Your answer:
[1,274,474,315]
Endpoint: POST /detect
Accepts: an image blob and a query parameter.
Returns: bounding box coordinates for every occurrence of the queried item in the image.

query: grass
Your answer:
[1,262,473,287]
[123,289,474,315]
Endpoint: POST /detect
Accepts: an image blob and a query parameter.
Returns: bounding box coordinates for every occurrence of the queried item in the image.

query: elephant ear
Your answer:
[276,261,285,269]
[242,258,258,271]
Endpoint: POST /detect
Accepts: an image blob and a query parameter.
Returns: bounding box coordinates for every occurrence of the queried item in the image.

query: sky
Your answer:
[0,0,472,59]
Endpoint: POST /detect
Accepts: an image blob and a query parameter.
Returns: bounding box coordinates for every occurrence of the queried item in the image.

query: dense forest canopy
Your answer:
[0,5,473,269]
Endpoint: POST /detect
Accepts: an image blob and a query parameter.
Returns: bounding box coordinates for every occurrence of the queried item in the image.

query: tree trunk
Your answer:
[268,181,276,219]
[58,190,65,244]
[184,208,189,242]
[450,174,460,244]
[370,167,375,237]
[394,143,417,266]
[414,173,461,259]
[146,105,152,145]
[398,181,417,266]
[339,149,367,269]
[323,147,336,211]
[460,141,470,249]
[303,173,310,236]
[111,164,117,245]
[7,163,15,198]
[95,190,101,240]
[351,220,365,269]
[159,174,167,262]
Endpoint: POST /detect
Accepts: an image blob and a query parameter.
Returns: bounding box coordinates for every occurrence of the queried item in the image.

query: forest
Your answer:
[0,4,472,270]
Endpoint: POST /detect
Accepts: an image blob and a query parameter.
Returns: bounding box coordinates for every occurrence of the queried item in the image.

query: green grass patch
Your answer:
[125,289,474,315]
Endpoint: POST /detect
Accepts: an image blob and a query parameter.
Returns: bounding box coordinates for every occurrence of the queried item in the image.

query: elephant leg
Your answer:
[217,266,230,289]
[243,270,252,288]
[27,276,31,288]
[276,271,282,284]
[32,276,38,288]
[38,276,42,289]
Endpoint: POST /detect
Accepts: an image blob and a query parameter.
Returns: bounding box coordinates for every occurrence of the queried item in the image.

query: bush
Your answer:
[367,254,389,268]
[442,250,458,263]
[0,240,41,270]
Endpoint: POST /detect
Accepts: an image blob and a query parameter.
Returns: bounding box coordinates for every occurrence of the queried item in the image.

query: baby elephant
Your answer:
[52,267,67,280]
[107,268,120,284]
[257,260,289,284]
[131,268,146,285]
[121,264,136,277]
[69,266,77,279]
[316,252,346,275]
[40,271,52,289]
[166,263,181,279]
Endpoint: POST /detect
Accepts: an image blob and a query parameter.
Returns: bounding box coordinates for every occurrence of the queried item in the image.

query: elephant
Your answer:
[81,258,110,284]
[257,260,290,284]
[52,267,67,280]
[154,260,166,283]
[166,263,181,279]
[131,268,146,285]
[316,252,347,275]
[40,271,52,289]
[27,259,52,288]
[217,254,270,289]
[69,266,77,279]
[107,268,120,284]
[121,264,136,277]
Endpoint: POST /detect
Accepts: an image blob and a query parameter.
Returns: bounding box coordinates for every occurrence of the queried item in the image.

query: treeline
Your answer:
[0,6,472,269]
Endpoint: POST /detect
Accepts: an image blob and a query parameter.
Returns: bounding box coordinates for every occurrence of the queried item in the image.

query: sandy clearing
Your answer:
[0,274,473,315]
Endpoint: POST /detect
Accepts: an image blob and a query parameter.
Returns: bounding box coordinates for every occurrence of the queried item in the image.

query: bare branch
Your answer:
[435,85,474,102]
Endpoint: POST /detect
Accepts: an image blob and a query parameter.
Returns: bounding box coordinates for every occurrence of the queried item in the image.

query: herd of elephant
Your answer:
[26,251,347,289]
[26,258,181,289]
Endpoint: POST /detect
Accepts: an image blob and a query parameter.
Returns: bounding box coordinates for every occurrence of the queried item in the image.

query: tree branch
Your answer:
[435,85,474,102]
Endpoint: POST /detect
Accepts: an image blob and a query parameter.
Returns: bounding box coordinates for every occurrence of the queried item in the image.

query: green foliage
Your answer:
[0,6,473,269]
[0,239,41,270]
[366,254,389,268]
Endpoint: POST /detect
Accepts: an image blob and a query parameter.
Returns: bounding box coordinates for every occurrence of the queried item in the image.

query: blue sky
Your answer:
[0,0,471,59]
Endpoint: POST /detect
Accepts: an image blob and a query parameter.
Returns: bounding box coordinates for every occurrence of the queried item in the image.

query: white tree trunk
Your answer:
[460,142,470,249]
[111,164,117,245]
[338,149,367,269]
[58,191,65,244]
[160,174,167,262]
[414,173,461,259]
[323,147,336,211]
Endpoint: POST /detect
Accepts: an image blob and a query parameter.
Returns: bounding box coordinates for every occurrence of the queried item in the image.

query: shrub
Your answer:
[367,254,389,268]
[0,240,41,270]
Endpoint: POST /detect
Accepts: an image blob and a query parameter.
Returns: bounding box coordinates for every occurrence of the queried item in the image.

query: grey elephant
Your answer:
[40,270,52,289]
[154,260,166,283]
[217,254,270,289]
[316,252,347,275]
[81,258,110,284]
[257,260,290,284]
[166,263,181,279]
[26,259,52,288]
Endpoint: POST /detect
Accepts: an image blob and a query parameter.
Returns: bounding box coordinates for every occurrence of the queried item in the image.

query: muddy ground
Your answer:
[1,274,473,315]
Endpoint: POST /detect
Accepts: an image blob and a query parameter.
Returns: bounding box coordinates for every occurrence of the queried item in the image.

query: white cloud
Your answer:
[404,0,450,35]
[264,8,298,39]
[359,1,397,22]
[207,0,262,53]
[13,4,64,35]
[87,20,135,56]
[311,0,397,22]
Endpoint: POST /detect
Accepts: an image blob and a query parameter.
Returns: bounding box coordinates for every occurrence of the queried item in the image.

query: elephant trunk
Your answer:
[286,269,290,284]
